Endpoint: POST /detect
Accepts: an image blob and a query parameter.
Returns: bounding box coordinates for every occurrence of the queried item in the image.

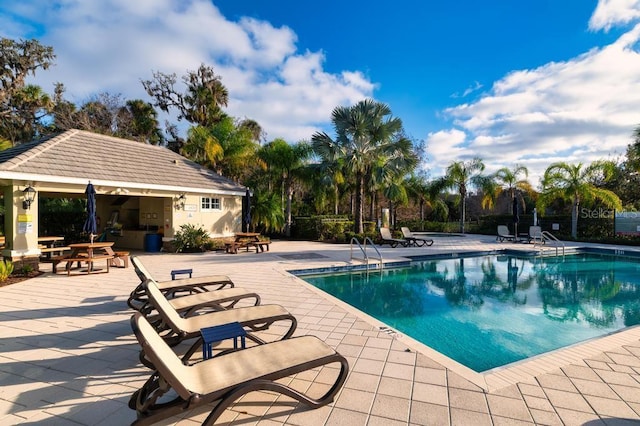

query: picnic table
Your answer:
[38,236,69,260]
[53,241,116,275]
[225,232,271,254]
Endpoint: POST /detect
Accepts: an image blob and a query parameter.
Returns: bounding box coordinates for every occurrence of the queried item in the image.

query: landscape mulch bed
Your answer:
[0,271,45,288]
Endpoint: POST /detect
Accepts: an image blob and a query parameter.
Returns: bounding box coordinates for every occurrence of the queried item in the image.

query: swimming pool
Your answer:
[300,252,640,372]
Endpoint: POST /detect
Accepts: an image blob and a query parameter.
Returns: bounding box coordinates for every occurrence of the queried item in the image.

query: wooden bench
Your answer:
[53,255,113,275]
[39,246,71,261]
[110,251,130,268]
[225,241,251,254]
[248,241,271,253]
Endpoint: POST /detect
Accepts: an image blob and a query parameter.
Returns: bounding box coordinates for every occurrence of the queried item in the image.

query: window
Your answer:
[201,196,221,211]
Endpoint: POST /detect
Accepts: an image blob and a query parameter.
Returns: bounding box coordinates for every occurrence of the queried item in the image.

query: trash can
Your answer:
[144,233,162,252]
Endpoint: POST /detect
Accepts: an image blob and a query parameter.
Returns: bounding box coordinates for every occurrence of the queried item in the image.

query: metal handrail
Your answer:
[350,237,383,270]
[538,230,565,257]
[363,237,383,270]
[350,237,367,263]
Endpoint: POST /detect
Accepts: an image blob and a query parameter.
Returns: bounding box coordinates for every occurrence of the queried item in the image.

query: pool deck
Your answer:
[1,234,640,425]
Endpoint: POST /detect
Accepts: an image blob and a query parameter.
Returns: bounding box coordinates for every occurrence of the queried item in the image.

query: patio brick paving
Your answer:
[0,235,639,425]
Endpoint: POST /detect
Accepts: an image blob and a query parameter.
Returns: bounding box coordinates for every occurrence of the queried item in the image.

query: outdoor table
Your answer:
[57,241,116,275]
[226,232,261,254]
[38,236,68,260]
[38,236,65,247]
[200,322,246,360]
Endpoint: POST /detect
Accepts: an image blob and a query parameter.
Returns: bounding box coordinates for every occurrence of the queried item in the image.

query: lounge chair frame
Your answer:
[528,225,545,244]
[129,313,348,426]
[400,227,434,247]
[141,279,297,365]
[379,227,408,248]
[496,225,517,242]
[128,256,237,312]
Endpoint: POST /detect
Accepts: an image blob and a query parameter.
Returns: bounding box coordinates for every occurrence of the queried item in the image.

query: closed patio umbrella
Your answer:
[243,188,252,232]
[82,182,97,243]
[512,197,520,238]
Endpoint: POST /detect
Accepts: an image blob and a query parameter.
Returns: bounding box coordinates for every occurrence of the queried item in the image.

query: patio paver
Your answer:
[0,235,640,424]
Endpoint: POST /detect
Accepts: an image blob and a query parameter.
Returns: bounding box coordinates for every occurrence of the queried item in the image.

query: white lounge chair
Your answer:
[379,227,408,247]
[496,225,516,242]
[400,227,434,247]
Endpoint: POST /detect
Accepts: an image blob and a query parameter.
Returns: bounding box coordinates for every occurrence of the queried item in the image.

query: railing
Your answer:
[536,230,565,257]
[364,237,383,269]
[350,237,383,270]
[350,237,367,263]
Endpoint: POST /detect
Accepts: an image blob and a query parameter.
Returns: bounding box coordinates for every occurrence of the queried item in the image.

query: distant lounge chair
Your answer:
[401,227,434,247]
[528,226,544,244]
[140,278,297,364]
[129,312,348,426]
[379,227,408,247]
[496,225,517,242]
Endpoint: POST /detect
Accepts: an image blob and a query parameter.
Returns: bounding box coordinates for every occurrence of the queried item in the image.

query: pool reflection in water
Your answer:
[302,253,640,372]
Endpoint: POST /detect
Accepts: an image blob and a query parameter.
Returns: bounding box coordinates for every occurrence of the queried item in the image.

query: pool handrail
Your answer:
[350,237,367,264]
[349,237,383,270]
[363,237,383,269]
[537,230,565,257]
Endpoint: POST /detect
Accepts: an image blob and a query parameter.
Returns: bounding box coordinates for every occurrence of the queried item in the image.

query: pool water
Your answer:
[302,253,640,372]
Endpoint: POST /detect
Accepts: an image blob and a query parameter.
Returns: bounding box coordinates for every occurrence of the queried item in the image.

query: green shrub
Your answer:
[173,224,212,253]
[0,259,14,281]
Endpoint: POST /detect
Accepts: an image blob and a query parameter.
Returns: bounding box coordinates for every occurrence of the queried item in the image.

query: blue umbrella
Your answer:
[82,182,97,242]
[243,188,252,232]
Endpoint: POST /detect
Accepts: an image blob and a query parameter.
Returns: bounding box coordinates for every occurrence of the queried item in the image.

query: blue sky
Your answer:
[2,0,640,185]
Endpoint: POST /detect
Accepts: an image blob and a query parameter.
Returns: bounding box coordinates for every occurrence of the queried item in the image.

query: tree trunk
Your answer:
[285,179,293,237]
[369,191,375,222]
[334,186,339,215]
[571,199,579,239]
[355,173,364,234]
[459,188,467,233]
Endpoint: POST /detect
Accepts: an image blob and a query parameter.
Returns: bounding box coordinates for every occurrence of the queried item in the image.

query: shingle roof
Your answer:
[0,129,245,194]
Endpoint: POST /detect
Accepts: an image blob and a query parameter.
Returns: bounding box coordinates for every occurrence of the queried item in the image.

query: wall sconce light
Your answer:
[175,193,186,210]
[22,185,37,210]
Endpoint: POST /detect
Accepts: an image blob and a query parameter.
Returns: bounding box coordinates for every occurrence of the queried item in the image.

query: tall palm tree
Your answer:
[311,99,415,233]
[438,158,488,233]
[538,161,622,239]
[257,139,312,236]
[493,165,534,208]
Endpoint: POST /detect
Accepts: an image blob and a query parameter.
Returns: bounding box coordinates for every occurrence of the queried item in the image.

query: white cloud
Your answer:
[0,0,373,141]
[589,0,640,31]
[426,21,640,187]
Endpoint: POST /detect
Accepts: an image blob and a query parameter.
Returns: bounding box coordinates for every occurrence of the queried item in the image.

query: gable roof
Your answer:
[0,129,246,195]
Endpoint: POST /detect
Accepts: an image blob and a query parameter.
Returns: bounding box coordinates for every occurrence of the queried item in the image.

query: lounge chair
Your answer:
[528,225,545,244]
[128,256,237,312]
[401,227,434,247]
[141,279,297,364]
[129,312,348,426]
[379,227,408,247]
[496,225,517,242]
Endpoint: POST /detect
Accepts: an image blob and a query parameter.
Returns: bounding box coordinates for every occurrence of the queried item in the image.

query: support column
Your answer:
[2,184,40,271]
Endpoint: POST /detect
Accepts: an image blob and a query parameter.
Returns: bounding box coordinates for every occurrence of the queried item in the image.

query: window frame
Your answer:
[201,196,222,212]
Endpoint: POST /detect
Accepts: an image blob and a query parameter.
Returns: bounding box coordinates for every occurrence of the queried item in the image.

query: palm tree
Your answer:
[438,158,488,233]
[405,175,429,222]
[493,164,534,209]
[257,139,312,236]
[311,99,416,233]
[537,161,622,239]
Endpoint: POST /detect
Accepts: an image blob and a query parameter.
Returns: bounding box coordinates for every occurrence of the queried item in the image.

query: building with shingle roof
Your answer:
[0,130,247,265]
